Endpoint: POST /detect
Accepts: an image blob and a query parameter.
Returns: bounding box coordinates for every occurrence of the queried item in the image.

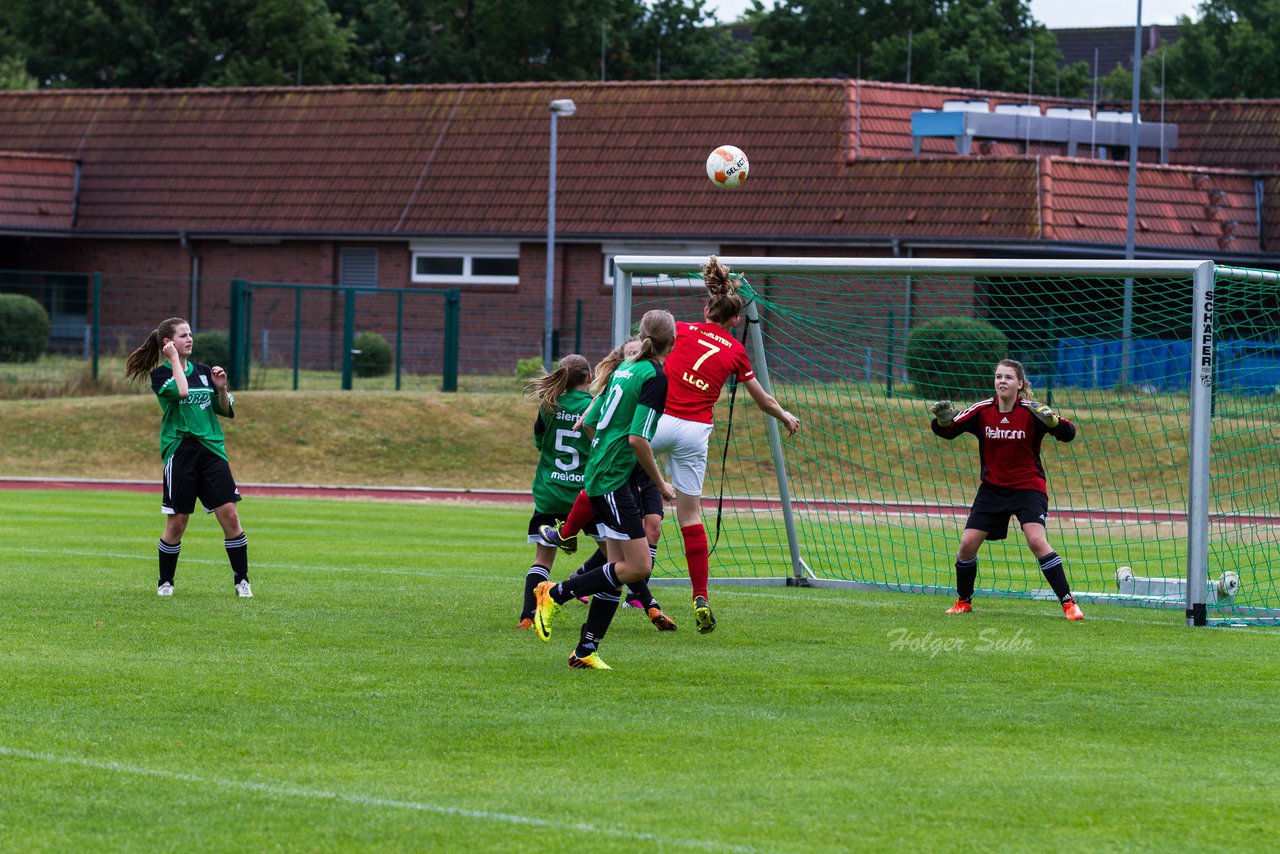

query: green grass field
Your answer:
[2,489,1278,852]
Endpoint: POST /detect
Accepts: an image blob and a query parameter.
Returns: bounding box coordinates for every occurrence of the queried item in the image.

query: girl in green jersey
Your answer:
[532,310,677,669]
[519,354,594,629]
[125,317,251,598]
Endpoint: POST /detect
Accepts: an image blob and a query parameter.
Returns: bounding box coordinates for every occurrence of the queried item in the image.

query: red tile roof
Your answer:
[0,80,1274,256]
[1158,100,1280,172]
[0,151,77,230]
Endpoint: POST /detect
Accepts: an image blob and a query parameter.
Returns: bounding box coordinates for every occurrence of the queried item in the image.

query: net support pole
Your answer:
[612,263,632,347]
[743,299,806,583]
[1186,261,1214,626]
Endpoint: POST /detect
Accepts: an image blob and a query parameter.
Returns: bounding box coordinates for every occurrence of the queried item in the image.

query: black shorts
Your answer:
[589,484,646,541]
[163,438,241,515]
[964,483,1048,541]
[629,466,665,519]
[527,510,600,544]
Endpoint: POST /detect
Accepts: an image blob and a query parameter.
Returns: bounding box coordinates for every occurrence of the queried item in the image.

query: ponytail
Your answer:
[634,309,676,363]
[124,317,187,382]
[590,336,638,395]
[703,255,747,325]
[525,354,591,414]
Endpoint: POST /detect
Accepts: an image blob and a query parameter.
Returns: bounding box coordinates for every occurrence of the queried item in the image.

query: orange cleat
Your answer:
[945,599,973,615]
[517,617,534,630]
[1062,598,1085,621]
[647,607,677,631]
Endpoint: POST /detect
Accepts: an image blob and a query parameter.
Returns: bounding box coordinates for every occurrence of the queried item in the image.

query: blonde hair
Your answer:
[590,336,639,395]
[124,317,187,382]
[634,309,677,363]
[997,358,1034,399]
[702,255,747,325]
[525,354,591,414]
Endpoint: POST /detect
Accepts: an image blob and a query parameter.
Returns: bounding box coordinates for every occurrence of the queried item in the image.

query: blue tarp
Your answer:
[1055,338,1280,394]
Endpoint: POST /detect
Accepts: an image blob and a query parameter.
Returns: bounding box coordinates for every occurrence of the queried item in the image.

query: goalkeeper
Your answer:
[929,358,1084,621]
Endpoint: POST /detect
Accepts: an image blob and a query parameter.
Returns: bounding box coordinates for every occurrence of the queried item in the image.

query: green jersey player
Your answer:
[125,317,251,599]
[519,354,595,629]
[532,310,677,669]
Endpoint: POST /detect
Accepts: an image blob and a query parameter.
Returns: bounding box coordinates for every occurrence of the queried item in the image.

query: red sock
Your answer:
[681,523,709,601]
[561,490,594,538]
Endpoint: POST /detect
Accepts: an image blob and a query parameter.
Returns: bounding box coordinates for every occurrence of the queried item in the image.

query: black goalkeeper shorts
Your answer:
[964,483,1048,541]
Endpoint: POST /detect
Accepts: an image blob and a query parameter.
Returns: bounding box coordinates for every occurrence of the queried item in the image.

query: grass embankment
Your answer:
[3,383,1280,512]
[0,391,539,489]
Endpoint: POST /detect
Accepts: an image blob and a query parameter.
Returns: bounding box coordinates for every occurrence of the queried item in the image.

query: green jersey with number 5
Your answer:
[531,388,594,513]
[583,358,668,496]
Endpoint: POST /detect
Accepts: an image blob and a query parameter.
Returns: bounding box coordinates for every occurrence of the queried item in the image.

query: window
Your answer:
[602,243,718,288]
[411,242,519,285]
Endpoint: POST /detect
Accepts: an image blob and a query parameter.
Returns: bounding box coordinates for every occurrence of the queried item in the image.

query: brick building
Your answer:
[0,79,1278,375]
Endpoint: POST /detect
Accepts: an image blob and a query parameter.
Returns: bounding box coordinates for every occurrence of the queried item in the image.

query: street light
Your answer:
[545,98,577,373]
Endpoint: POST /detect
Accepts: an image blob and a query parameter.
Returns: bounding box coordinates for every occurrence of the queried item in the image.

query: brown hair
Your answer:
[590,336,639,395]
[124,317,187,382]
[634,309,677,363]
[525,354,591,414]
[997,358,1034,399]
[702,255,747,325]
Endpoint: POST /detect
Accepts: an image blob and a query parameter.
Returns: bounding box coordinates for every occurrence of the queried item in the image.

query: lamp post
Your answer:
[1121,0,1143,385]
[545,98,577,373]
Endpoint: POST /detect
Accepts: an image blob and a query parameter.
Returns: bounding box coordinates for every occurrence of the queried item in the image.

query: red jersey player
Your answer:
[930,358,1084,620]
[649,256,801,633]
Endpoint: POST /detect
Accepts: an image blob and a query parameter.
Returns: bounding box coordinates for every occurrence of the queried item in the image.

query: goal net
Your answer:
[614,257,1280,627]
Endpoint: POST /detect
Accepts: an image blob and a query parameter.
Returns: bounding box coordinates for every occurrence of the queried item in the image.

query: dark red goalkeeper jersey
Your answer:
[662,320,755,423]
[931,397,1077,492]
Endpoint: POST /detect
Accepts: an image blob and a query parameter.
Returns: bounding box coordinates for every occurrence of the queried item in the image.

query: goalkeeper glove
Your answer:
[1026,400,1059,428]
[930,399,957,425]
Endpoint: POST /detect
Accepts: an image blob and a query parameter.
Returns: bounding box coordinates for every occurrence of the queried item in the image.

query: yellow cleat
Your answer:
[568,652,611,669]
[533,581,561,642]
[693,595,717,634]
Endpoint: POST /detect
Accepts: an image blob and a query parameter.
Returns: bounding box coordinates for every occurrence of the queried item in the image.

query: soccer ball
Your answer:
[706,145,749,189]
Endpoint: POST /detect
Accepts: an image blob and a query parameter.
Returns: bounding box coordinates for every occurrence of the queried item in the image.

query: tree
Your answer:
[741,0,1089,96]
[6,0,362,88]
[1145,1,1280,98]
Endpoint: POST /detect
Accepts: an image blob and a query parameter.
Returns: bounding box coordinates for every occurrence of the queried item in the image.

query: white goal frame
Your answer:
[614,255,1232,627]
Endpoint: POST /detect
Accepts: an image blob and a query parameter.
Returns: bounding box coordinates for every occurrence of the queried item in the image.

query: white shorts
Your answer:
[650,414,714,496]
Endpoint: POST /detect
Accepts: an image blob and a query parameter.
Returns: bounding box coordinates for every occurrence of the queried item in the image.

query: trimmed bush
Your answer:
[514,357,545,380]
[353,331,393,377]
[192,330,229,368]
[0,294,51,363]
[905,316,1009,401]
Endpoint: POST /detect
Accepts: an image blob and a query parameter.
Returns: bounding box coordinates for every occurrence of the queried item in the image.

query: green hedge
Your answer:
[905,316,1009,400]
[353,331,392,377]
[0,294,51,363]
[192,330,229,367]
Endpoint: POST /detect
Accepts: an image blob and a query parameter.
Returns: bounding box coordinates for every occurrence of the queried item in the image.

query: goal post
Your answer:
[614,255,1280,627]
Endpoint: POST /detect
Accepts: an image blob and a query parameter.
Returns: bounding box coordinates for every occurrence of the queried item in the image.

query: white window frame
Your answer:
[411,240,520,286]
[603,242,718,288]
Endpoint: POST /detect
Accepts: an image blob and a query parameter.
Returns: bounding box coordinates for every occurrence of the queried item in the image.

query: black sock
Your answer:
[955,557,977,601]
[572,549,608,577]
[523,564,550,618]
[554,563,619,603]
[225,533,248,584]
[158,539,181,585]
[1038,551,1072,601]
[626,578,658,610]
[576,589,622,658]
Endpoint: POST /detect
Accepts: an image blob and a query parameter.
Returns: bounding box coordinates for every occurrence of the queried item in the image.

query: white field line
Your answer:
[0,746,753,852]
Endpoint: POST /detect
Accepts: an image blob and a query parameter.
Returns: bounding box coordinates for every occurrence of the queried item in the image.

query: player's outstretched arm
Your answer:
[743,378,800,436]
